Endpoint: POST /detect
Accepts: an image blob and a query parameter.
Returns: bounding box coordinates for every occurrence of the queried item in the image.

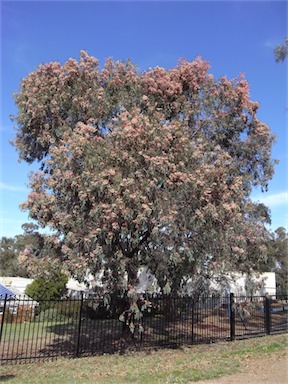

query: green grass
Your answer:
[1,322,47,342]
[0,334,287,384]
[0,321,70,342]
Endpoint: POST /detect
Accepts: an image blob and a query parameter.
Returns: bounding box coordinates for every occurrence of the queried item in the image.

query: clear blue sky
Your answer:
[1,0,287,238]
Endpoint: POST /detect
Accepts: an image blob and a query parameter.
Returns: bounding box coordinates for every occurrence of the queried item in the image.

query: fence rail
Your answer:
[0,293,287,364]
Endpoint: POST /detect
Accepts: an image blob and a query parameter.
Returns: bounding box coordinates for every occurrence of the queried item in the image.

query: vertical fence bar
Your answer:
[0,294,8,348]
[13,298,22,360]
[75,292,84,357]
[229,293,235,341]
[191,299,194,345]
[264,295,271,335]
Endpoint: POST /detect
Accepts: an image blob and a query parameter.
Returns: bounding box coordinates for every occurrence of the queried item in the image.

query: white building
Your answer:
[219,272,276,296]
[0,276,91,298]
[0,277,34,297]
[135,269,276,297]
[0,271,276,298]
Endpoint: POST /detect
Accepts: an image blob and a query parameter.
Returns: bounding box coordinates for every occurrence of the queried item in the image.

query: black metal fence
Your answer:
[0,293,287,364]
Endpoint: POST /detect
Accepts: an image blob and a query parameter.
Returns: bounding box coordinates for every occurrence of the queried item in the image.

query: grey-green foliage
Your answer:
[274,37,288,63]
[260,227,288,295]
[0,236,29,277]
[0,223,46,277]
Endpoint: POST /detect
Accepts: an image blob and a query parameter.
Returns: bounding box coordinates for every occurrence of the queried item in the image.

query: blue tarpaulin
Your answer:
[0,284,16,299]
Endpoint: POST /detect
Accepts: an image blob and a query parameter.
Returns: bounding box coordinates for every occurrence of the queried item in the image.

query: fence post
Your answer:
[0,294,8,345]
[229,293,235,341]
[75,292,84,358]
[264,295,271,335]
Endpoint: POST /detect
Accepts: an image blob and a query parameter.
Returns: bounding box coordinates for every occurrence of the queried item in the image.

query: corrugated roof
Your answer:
[0,284,16,299]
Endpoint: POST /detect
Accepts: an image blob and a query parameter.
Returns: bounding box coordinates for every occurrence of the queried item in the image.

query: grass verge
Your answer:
[0,334,287,384]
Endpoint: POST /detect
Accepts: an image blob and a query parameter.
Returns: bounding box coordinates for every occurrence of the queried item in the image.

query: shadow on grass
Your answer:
[41,319,128,357]
[0,375,16,382]
[2,297,287,364]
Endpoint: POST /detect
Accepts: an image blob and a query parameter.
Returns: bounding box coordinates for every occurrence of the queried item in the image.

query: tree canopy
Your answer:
[274,37,288,63]
[0,224,45,277]
[259,227,288,295]
[13,51,276,293]
[0,236,28,277]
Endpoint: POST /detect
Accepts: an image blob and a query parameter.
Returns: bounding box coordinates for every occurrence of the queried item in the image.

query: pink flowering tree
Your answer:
[13,51,276,293]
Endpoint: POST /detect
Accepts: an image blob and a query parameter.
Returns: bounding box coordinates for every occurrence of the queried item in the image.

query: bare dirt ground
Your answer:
[194,348,288,384]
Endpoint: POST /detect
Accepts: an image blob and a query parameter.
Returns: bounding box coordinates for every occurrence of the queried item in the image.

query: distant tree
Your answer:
[13,51,276,294]
[0,223,62,278]
[0,236,28,276]
[17,223,65,277]
[0,224,43,277]
[274,37,288,62]
[25,269,68,302]
[263,227,288,295]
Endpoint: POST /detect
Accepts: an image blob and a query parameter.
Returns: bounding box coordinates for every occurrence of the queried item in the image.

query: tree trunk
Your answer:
[126,261,139,288]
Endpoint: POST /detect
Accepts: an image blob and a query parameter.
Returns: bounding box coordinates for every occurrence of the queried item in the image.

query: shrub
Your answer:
[25,269,68,303]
